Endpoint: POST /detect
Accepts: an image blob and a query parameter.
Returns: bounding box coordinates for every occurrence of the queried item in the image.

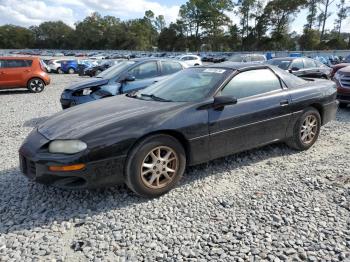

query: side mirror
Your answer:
[213,96,237,110]
[290,67,300,72]
[123,74,135,82]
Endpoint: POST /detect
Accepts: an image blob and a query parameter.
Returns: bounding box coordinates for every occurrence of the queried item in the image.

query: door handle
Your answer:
[280,100,289,106]
[24,69,31,72]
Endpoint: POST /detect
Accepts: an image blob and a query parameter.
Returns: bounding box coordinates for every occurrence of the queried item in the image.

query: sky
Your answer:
[0,0,349,34]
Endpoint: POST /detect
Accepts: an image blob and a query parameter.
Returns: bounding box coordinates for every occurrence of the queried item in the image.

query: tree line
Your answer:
[1,0,350,51]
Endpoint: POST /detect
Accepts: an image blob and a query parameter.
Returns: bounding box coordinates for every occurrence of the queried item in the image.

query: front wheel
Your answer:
[27,78,45,93]
[125,135,186,198]
[286,108,321,151]
[68,68,75,74]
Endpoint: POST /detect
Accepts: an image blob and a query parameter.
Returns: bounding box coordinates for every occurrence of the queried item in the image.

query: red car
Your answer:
[333,66,350,108]
[0,57,51,93]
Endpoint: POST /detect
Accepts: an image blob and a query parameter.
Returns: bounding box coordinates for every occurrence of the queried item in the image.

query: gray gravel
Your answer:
[0,74,349,261]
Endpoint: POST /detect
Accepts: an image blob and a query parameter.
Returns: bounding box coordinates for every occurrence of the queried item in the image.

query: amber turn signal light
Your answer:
[49,164,86,172]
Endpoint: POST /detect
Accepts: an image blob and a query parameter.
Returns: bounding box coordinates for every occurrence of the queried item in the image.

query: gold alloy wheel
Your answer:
[140,146,179,189]
[300,115,318,144]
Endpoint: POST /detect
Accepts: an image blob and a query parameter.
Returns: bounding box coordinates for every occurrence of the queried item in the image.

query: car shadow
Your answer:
[0,89,31,95]
[0,142,297,235]
[337,107,350,123]
[23,116,50,127]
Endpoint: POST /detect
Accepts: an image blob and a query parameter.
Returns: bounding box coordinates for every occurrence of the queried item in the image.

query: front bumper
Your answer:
[19,130,126,189]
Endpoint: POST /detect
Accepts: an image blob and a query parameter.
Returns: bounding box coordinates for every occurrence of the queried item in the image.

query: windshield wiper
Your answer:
[140,93,172,102]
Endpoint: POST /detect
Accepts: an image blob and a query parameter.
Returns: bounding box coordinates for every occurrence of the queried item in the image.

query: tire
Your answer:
[286,107,321,151]
[27,78,45,93]
[57,68,64,74]
[339,103,348,109]
[68,68,75,74]
[125,134,186,198]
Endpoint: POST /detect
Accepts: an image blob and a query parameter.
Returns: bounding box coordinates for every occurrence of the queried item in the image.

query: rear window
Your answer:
[4,59,33,68]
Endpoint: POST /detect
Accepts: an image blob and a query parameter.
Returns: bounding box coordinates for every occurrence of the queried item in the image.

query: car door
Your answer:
[208,68,292,159]
[302,58,318,78]
[0,59,7,87]
[0,60,29,88]
[121,61,161,93]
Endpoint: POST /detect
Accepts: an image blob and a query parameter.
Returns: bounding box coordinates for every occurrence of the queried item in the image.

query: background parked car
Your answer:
[267,57,331,79]
[84,60,123,77]
[60,58,188,109]
[61,60,78,74]
[176,55,202,66]
[330,63,350,78]
[0,57,50,92]
[47,60,65,73]
[228,53,266,63]
[333,66,350,108]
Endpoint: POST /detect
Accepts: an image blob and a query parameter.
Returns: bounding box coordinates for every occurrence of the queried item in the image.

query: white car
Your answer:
[90,55,106,60]
[47,60,66,73]
[176,55,202,67]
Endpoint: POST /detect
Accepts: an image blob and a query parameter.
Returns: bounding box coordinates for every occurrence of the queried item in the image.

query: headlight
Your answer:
[82,88,92,95]
[334,72,342,80]
[49,140,87,154]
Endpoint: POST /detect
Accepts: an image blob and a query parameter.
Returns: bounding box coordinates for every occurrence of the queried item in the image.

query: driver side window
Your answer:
[128,62,158,80]
[221,69,282,99]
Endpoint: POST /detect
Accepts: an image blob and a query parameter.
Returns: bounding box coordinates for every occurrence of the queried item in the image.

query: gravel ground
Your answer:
[0,74,349,262]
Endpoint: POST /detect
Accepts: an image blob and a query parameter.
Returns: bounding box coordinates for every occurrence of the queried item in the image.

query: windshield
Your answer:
[267,59,292,70]
[136,67,230,102]
[97,61,135,78]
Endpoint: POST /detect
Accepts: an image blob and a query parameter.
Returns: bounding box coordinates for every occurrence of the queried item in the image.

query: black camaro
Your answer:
[19,63,338,198]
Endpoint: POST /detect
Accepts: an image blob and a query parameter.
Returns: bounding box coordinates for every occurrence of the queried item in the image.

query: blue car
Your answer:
[60,58,188,109]
[61,60,79,74]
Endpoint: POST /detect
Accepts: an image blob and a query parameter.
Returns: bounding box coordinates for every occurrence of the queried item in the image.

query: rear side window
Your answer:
[129,62,158,80]
[161,61,183,75]
[291,59,304,69]
[4,60,32,68]
[221,69,282,99]
[304,59,316,68]
[251,55,265,62]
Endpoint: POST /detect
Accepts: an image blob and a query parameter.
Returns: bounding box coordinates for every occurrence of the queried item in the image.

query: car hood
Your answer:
[66,78,109,91]
[338,65,350,74]
[38,95,183,140]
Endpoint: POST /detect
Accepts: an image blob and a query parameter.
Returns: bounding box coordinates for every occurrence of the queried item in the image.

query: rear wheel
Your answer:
[125,135,186,198]
[57,68,64,74]
[286,108,321,151]
[27,78,45,93]
[339,103,348,109]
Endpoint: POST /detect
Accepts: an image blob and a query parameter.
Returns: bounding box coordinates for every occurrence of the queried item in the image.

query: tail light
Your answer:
[39,60,46,72]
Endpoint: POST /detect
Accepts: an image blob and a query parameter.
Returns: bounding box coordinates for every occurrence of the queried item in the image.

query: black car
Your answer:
[84,60,122,77]
[60,58,188,109]
[19,63,338,198]
[267,57,332,79]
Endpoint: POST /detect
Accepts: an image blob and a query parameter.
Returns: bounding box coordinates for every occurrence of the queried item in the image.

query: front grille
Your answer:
[20,155,36,179]
[340,76,350,87]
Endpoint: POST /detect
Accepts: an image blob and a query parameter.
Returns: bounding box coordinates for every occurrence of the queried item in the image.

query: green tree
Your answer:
[0,25,35,49]
[334,0,350,36]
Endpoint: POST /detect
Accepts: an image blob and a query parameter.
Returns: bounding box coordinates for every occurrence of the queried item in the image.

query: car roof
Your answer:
[270,57,300,61]
[202,62,273,71]
[0,56,38,60]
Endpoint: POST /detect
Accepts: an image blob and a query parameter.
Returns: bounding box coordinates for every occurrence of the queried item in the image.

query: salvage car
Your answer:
[267,57,331,79]
[333,66,350,108]
[19,63,338,197]
[60,58,188,109]
[0,57,50,92]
